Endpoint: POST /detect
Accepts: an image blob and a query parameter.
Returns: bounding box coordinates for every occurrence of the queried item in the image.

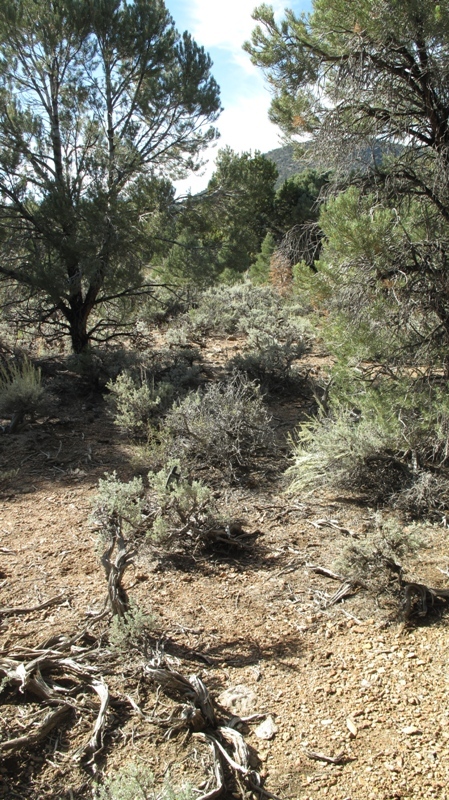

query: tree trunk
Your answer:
[68,309,90,354]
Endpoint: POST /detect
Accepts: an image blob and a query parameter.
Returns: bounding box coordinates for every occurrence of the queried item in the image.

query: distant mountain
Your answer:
[264,144,308,187]
[265,141,404,188]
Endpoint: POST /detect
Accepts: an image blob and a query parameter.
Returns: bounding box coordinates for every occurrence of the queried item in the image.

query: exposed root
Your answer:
[145,657,283,800]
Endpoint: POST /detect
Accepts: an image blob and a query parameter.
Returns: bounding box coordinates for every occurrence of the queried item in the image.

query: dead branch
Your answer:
[75,678,110,762]
[146,659,278,800]
[308,565,345,581]
[325,580,360,608]
[304,748,346,764]
[101,517,135,617]
[403,581,449,618]
[0,704,71,755]
[0,635,111,766]
[0,594,68,616]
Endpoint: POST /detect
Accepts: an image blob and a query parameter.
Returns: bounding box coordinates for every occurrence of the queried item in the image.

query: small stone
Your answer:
[255,715,278,740]
[402,725,422,735]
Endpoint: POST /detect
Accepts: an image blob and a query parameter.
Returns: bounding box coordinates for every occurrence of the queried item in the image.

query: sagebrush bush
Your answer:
[98,763,193,800]
[91,465,217,548]
[0,358,46,431]
[109,603,157,653]
[166,281,307,344]
[287,405,406,501]
[146,347,202,391]
[147,460,216,542]
[162,374,275,478]
[288,372,449,511]
[392,471,449,519]
[229,322,307,390]
[333,515,424,579]
[91,472,144,539]
[107,372,173,438]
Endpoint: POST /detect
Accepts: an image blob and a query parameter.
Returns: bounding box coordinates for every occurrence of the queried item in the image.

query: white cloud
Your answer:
[187,0,287,58]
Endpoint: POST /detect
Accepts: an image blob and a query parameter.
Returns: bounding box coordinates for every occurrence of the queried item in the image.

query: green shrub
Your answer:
[146,347,202,392]
[147,460,215,542]
[229,319,307,391]
[0,358,46,431]
[162,374,275,479]
[109,603,157,653]
[91,472,144,539]
[98,763,193,800]
[166,282,299,343]
[107,372,173,438]
[392,471,449,519]
[91,465,217,548]
[287,404,406,502]
[333,515,424,580]
[288,370,449,510]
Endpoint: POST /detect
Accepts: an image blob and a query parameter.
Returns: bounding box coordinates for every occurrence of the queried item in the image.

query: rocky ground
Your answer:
[1,338,449,800]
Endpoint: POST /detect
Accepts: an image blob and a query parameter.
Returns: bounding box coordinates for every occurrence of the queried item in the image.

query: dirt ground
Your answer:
[1,339,449,800]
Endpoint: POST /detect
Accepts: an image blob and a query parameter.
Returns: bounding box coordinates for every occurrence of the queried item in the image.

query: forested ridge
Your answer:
[2,1,449,799]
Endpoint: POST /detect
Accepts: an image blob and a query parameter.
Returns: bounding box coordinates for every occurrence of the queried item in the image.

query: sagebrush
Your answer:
[162,374,275,479]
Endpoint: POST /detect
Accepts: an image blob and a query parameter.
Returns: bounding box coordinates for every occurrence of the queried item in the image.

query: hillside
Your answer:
[265,144,309,186]
[1,286,448,800]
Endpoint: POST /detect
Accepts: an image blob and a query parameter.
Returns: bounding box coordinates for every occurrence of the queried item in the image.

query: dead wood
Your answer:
[0,594,68,616]
[145,658,278,800]
[0,704,71,755]
[0,635,111,766]
[308,565,369,608]
[402,581,449,618]
[100,516,135,617]
[304,748,346,764]
[199,523,261,552]
[74,678,110,762]
[325,580,360,608]
[308,565,345,581]
[309,518,356,536]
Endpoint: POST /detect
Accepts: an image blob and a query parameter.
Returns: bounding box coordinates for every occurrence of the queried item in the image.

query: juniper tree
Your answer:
[0,0,220,352]
[245,1,449,366]
[246,1,449,508]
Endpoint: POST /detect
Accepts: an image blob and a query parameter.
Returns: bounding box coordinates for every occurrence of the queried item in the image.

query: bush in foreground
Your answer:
[98,763,193,800]
[163,373,275,479]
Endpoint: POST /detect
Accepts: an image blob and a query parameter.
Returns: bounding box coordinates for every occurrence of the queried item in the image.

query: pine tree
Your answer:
[0,0,220,351]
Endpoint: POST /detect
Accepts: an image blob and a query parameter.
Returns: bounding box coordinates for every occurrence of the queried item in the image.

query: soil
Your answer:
[1,338,449,800]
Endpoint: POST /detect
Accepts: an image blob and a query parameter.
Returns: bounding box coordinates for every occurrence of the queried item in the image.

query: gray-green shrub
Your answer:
[98,763,193,800]
[163,373,275,478]
[107,372,173,438]
[0,358,46,432]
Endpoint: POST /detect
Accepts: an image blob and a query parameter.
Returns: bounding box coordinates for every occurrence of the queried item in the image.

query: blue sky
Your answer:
[164,0,313,192]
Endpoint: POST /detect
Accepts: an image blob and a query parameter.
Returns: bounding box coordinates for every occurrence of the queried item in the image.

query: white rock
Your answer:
[255,715,278,740]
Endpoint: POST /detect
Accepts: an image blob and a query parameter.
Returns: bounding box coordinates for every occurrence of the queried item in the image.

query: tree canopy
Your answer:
[160,148,278,285]
[246,1,449,369]
[0,0,220,351]
[245,1,449,207]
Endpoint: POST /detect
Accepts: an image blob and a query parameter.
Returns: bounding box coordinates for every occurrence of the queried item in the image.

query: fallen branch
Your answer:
[75,678,110,762]
[308,565,344,581]
[0,704,71,754]
[304,748,346,764]
[326,580,360,608]
[309,518,356,537]
[403,581,449,618]
[0,594,68,617]
[146,658,278,800]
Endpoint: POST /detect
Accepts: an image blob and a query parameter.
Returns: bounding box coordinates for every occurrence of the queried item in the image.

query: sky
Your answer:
[164,0,313,194]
